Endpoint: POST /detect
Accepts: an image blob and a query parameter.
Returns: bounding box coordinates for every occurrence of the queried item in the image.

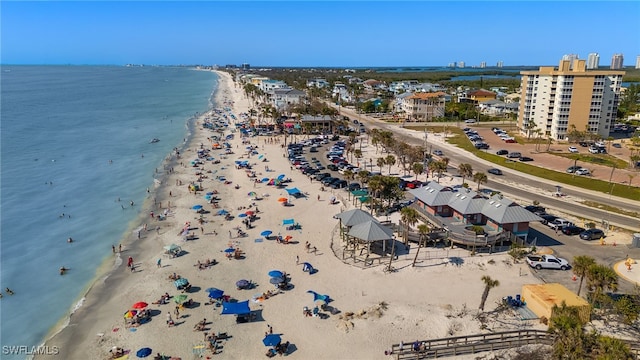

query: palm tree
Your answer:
[412,162,424,180]
[353,149,363,167]
[472,172,488,191]
[549,302,591,359]
[478,275,500,311]
[412,224,430,267]
[572,255,596,296]
[458,163,473,186]
[594,335,635,360]
[343,170,354,199]
[377,157,386,174]
[385,155,396,175]
[357,170,370,185]
[367,176,383,215]
[586,264,618,306]
[400,207,419,246]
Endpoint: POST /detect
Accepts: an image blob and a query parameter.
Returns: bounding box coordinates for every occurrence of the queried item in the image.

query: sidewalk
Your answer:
[614,259,640,286]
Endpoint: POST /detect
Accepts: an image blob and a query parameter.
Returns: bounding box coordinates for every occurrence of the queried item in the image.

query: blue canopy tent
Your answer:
[307,290,331,304]
[221,300,251,315]
[282,219,295,226]
[285,188,301,195]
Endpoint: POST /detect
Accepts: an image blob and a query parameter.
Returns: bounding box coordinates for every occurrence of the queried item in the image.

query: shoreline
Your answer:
[35,73,221,358]
[39,71,552,360]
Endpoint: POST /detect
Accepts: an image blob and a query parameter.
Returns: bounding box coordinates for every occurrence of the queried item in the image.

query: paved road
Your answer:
[332,105,640,232]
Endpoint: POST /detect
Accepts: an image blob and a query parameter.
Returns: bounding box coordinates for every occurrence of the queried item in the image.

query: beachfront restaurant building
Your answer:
[283,115,336,134]
[409,182,542,246]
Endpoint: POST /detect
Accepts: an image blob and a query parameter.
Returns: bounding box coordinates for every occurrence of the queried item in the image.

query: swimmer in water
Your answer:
[5,288,14,295]
[60,267,68,275]
[67,237,73,243]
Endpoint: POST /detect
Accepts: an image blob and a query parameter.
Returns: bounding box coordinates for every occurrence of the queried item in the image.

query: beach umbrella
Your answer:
[131,302,148,309]
[247,192,257,197]
[204,195,213,200]
[192,205,203,210]
[261,177,270,182]
[236,279,250,289]
[174,278,189,288]
[268,270,283,278]
[173,294,188,304]
[207,288,224,299]
[124,310,137,319]
[258,154,264,160]
[263,334,282,347]
[315,299,327,306]
[217,209,229,215]
[277,198,288,203]
[245,210,254,216]
[136,347,152,358]
[206,192,215,196]
[238,213,247,218]
[260,230,272,237]
[277,174,286,180]
[269,277,284,285]
[224,247,235,253]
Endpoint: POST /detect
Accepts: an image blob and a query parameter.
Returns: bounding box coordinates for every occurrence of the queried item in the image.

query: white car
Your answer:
[526,254,570,270]
[568,146,578,153]
[575,168,591,176]
[433,150,443,156]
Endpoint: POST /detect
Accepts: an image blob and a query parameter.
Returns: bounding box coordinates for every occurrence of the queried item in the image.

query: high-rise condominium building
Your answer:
[610,54,624,69]
[497,61,503,68]
[635,55,640,69]
[480,61,486,68]
[458,61,465,68]
[518,59,624,140]
[562,54,579,69]
[586,53,599,69]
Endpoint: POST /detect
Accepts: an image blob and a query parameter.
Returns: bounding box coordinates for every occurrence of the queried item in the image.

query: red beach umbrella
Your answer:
[245,211,255,216]
[132,302,148,309]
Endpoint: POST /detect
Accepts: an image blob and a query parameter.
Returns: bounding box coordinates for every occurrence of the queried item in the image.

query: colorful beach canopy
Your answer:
[221,300,251,315]
[174,294,188,304]
[285,188,301,195]
[217,209,229,215]
[282,219,295,225]
[131,302,148,309]
[207,288,224,299]
[192,205,203,210]
[136,347,152,358]
[174,278,189,287]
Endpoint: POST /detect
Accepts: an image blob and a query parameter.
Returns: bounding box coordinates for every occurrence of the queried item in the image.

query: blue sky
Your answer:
[2,1,639,67]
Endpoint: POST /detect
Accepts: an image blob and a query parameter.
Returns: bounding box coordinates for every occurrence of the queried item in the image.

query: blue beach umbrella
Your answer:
[258,154,264,160]
[136,347,152,358]
[207,288,224,299]
[268,270,283,278]
[269,277,284,285]
[224,248,235,253]
[204,195,212,200]
[238,213,247,218]
[206,192,215,196]
[260,230,272,237]
[192,205,203,210]
[277,174,286,180]
[261,177,270,182]
[174,278,189,288]
[263,334,281,347]
[217,209,229,215]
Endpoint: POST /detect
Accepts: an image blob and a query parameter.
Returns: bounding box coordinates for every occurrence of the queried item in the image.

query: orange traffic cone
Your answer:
[572,275,577,281]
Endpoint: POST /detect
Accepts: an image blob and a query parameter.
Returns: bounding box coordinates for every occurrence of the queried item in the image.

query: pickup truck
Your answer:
[526,254,570,270]
[547,218,573,231]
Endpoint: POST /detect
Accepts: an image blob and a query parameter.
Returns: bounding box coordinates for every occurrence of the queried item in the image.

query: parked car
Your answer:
[433,150,443,156]
[496,149,509,156]
[566,166,582,173]
[575,168,591,176]
[612,143,622,148]
[526,254,570,270]
[548,218,573,231]
[579,228,605,240]
[539,214,557,225]
[464,119,477,124]
[475,142,490,149]
[327,164,338,171]
[519,156,534,162]
[568,146,579,153]
[487,168,503,175]
[347,183,361,191]
[562,225,585,236]
[321,177,337,185]
[504,138,517,143]
[524,205,546,215]
[331,180,348,189]
[507,152,521,158]
[314,172,331,181]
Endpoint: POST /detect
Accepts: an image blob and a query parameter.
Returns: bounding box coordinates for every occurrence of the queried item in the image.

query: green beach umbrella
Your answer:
[174,294,188,304]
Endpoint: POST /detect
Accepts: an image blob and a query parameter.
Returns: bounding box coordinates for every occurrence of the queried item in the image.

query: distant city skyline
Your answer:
[2,1,639,67]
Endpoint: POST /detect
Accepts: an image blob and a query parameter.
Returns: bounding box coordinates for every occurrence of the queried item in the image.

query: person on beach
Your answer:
[112,245,116,253]
[157,258,162,268]
[119,244,122,253]
[127,256,133,268]
[166,312,174,327]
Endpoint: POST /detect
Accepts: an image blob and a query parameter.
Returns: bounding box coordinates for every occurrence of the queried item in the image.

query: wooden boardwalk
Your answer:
[391,329,640,359]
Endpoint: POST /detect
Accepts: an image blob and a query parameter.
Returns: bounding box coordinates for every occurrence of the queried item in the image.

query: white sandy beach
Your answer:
[40,71,549,360]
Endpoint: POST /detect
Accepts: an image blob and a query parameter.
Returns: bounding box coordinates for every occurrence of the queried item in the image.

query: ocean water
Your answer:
[0,66,218,357]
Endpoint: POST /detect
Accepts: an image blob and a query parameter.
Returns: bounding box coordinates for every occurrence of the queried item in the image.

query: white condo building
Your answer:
[611,54,624,69]
[518,59,624,140]
[587,53,600,69]
[635,55,640,69]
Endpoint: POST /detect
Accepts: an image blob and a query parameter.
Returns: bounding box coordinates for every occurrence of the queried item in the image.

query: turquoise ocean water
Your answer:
[0,66,218,357]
